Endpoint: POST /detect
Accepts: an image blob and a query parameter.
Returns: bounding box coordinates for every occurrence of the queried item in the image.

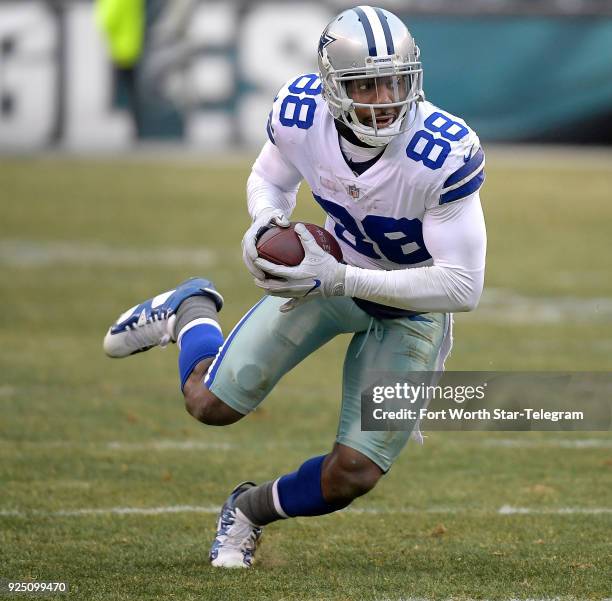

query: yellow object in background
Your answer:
[95,0,144,67]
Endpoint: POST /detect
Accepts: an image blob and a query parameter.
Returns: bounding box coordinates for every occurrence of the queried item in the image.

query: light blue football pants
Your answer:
[205,295,449,471]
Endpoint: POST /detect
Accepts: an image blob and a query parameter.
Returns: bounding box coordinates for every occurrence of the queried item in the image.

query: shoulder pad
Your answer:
[439,143,485,205]
[410,103,485,207]
[267,73,324,147]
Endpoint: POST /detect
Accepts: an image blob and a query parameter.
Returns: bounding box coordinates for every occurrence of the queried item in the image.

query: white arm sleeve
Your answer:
[247,141,303,220]
[344,193,487,312]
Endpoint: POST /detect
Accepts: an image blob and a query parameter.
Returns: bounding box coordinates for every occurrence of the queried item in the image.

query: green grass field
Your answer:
[0,150,611,600]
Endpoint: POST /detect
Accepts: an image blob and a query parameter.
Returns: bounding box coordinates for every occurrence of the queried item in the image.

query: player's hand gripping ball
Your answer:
[256,222,342,268]
[254,222,346,312]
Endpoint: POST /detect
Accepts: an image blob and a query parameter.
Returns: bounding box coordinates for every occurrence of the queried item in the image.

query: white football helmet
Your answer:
[318,6,423,146]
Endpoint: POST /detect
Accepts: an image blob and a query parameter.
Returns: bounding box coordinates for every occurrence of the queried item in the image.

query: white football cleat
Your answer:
[103,277,223,358]
[209,482,262,568]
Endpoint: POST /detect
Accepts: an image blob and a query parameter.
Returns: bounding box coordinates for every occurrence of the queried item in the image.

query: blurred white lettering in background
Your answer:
[0,0,331,151]
[0,3,56,149]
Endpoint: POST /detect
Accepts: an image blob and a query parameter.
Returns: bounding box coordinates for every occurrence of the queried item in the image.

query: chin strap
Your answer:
[354,131,392,148]
[334,118,381,149]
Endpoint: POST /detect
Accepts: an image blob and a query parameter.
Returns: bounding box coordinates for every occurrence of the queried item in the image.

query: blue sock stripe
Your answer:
[204,297,266,387]
[178,323,224,389]
[277,455,339,518]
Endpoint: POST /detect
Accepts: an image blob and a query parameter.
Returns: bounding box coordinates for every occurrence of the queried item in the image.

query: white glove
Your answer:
[254,223,347,312]
[242,207,290,280]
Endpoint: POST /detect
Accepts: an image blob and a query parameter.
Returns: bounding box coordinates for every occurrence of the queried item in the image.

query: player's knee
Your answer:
[183,386,243,426]
[328,464,381,501]
[322,446,383,503]
[233,363,271,397]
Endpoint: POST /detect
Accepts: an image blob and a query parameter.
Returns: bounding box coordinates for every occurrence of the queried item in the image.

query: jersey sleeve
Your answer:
[422,112,486,210]
[265,73,323,153]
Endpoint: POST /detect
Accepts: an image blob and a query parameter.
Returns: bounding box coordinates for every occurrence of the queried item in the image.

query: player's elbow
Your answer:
[445,268,484,312]
[453,295,480,313]
[452,279,484,312]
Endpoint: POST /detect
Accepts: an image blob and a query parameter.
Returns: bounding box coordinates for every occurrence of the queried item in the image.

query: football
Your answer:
[256,222,343,267]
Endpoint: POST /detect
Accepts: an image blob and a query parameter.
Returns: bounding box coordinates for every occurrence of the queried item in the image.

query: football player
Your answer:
[104,5,486,568]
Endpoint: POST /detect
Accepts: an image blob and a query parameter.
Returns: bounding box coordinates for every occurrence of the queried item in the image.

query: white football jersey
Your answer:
[266,73,485,271]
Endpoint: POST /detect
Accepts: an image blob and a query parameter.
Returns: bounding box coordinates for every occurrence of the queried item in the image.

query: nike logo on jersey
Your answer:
[464,144,475,163]
[306,279,321,296]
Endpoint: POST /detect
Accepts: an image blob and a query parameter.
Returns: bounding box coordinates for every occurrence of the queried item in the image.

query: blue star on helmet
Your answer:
[318,29,336,57]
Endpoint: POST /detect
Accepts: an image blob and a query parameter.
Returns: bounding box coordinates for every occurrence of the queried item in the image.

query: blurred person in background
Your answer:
[95,0,145,137]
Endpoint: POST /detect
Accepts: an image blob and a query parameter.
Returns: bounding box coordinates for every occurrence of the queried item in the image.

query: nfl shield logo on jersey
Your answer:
[346,184,361,200]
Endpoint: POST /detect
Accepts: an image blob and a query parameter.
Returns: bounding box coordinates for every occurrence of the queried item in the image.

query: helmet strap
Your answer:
[333,118,378,148]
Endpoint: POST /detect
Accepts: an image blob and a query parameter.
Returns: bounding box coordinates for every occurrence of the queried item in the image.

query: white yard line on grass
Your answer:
[468,288,612,324]
[498,505,612,515]
[0,505,220,518]
[0,240,217,268]
[4,437,611,452]
[2,505,611,519]
[1,439,235,451]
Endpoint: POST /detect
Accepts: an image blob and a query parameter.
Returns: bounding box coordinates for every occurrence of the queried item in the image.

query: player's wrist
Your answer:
[254,206,287,225]
[325,263,347,297]
[253,207,276,222]
[342,264,359,298]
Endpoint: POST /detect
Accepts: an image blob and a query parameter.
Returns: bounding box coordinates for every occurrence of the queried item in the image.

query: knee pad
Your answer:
[235,363,270,396]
